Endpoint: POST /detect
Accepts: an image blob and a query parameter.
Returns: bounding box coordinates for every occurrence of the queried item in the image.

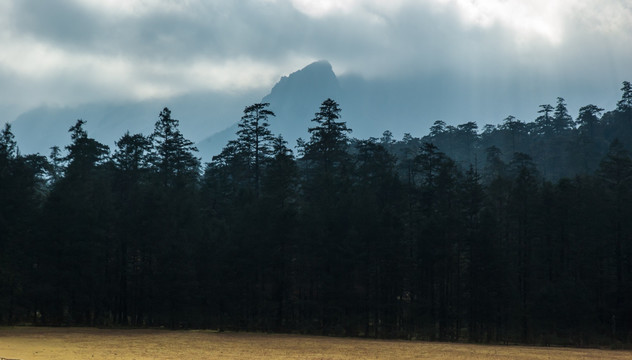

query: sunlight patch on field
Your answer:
[1,327,631,360]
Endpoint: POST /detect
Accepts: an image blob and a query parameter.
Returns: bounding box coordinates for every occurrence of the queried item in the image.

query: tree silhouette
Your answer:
[536,104,554,133]
[617,81,632,112]
[151,107,199,188]
[235,103,275,196]
[305,98,351,174]
[553,97,573,134]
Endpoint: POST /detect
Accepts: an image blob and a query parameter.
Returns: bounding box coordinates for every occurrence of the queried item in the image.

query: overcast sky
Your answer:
[2,0,631,124]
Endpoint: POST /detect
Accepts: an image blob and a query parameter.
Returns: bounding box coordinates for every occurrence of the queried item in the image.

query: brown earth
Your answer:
[1,327,631,360]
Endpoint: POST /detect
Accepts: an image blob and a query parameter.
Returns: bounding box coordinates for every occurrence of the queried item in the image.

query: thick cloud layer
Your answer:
[1,0,631,123]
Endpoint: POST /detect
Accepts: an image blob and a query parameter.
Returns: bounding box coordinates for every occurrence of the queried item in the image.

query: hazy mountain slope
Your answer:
[10,90,260,157]
[262,60,342,139]
[12,59,615,162]
[197,60,342,159]
[198,60,562,161]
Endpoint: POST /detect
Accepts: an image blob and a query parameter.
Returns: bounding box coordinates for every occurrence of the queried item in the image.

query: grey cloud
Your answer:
[7,0,309,63]
[7,0,632,75]
[9,0,103,51]
[6,0,474,70]
[0,1,562,75]
[2,0,631,127]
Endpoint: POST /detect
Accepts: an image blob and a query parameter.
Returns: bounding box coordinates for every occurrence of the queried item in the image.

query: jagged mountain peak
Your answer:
[282,59,334,80]
[198,60,342,158]
[264,60,339,103]
[260,60,342,143]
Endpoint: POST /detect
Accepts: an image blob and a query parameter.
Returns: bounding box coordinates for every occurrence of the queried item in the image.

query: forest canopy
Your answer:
[1,82,632,346]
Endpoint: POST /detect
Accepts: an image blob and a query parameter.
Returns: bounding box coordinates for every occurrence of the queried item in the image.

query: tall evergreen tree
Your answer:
[571,105,606,173]
[149,107,201,328]
[500,115,525,154]
[598,139,632,323]
[0,123,16,162]
[64,119,110,174]
[553,97,574,134]
[299,99,354,334]
[0,123,21,323]
[617,81,632,112]
[114,132,152,174]
[37,119,113,325]
[151,107,199,188]
[576,104,604,137]
[235,103,275,195]
[111,132,153,325]
[305,98,351,174]
[507,152,540,342]
[536,104,554,135]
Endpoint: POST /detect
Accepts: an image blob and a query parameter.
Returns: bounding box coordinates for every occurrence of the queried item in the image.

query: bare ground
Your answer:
[1,327,631,360]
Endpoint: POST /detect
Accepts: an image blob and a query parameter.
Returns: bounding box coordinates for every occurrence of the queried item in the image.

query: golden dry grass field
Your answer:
[1,327,631,360]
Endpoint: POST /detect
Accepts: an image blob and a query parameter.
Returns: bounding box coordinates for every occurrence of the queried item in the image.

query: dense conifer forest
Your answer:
[1,82,632,346]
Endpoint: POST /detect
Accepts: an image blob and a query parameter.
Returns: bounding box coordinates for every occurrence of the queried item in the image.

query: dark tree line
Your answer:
[1,82,632,346]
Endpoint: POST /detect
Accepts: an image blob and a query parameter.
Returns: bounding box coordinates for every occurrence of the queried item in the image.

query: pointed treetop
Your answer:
[553,97,573,133]
[0,123,17,159]
[617,81,632,112]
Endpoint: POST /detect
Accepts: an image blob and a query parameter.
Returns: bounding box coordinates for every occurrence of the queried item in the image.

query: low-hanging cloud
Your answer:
[1,0,631,120]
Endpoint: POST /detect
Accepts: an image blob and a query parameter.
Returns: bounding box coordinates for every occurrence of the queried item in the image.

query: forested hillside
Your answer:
[1,82,632,346]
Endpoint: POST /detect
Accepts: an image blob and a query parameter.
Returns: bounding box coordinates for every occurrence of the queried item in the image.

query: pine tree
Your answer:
[0,123,49,324]
[617,81,632,112]
[598,139,632,329]
[305,98,351,174]
[111,132,153,325]
[576,104,603,137]
[64,119,110,175]
[148,108,202,328]
[536,104,554,135]
[151,107,200,188]
[38,119,113,325]
[236,103,275,195]
[553,97,574,134]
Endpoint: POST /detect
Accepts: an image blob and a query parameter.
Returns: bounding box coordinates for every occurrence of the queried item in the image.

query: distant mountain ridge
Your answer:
[197,60,561,160]
[9,90,260,158]
[10,60,613,162]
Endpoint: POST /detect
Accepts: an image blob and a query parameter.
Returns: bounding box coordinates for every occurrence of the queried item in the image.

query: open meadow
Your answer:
[1,327,631,360]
